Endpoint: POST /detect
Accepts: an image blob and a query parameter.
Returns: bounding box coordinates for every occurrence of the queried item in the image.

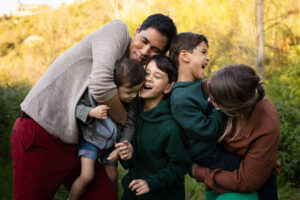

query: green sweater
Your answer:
[121,98,192,200]
[170,80,223,162]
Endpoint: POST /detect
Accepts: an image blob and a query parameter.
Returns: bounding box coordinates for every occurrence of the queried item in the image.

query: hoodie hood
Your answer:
[171,80,202,91]
[138,98,173,123]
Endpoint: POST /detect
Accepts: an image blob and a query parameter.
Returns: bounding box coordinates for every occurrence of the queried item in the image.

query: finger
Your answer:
[130,180,142,191]
[128,180,137,189]
[118,145,128,151]
[136,187,147,196]
[107,155,113,161]
[115,142,124,148]
[123,140,129,145]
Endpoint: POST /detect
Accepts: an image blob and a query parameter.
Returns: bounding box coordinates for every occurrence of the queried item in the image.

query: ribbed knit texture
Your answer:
[21,20,130,144]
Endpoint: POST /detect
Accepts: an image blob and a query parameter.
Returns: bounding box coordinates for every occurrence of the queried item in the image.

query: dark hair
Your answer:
[140,13,177,53]
[208,64,265,141]
[169,32,208,68]
[114,57,145,87]
[146,55,177,83]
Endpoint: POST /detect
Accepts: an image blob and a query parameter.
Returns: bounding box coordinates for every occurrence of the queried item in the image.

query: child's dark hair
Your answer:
[146,55,177,83]
[169,32,208,68]
[140,14,177,53]
[114,57,145,87]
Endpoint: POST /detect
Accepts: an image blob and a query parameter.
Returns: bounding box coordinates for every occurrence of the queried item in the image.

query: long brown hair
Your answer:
[208,64,265,141]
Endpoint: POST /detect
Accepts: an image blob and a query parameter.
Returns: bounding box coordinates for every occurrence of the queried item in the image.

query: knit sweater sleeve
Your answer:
[145,127,192,192]
[170,88,223,141]
[75,89,93,124]
[88,20,130,103]
[193,109,280,193]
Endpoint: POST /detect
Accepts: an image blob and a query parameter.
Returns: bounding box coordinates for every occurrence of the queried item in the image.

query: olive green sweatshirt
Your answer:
[121,98,192,200]
[170,80,223,162]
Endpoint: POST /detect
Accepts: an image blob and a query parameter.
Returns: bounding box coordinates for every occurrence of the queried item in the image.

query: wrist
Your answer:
[192,164,206,182]
[88,108,95,118]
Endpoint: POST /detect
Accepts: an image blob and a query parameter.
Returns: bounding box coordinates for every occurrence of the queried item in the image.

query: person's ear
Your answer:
[163,82,174,94]
[179,50,190,63]
[134,25,141,37]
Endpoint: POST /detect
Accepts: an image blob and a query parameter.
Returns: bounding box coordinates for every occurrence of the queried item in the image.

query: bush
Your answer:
[0,82,30,199]
[275,101,300,185]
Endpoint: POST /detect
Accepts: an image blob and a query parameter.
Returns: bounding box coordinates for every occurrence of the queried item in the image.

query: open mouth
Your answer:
[202,63,207,69]
[143,85,152,91]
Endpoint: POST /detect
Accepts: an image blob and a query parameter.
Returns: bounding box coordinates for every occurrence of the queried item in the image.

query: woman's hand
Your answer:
[129,179,150,196]
[191,163,206,182]
[115,140,133,160]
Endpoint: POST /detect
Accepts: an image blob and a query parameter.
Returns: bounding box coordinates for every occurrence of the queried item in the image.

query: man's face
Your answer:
[129,27,168,64]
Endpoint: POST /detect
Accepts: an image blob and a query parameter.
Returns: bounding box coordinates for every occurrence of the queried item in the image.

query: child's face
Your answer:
[140,60,172,100]
[188,41,209,80]
[118,82,144,103]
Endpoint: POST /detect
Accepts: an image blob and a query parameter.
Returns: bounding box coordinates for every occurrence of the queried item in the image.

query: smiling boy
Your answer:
[118,55,191,200]
[169,32,224,167]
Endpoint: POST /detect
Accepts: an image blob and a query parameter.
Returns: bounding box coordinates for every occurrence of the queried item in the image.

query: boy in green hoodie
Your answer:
[169,32,243,172]
[116,55,192,200]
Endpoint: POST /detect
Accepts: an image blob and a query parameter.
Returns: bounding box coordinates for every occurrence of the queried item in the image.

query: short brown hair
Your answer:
[169,32,208,69]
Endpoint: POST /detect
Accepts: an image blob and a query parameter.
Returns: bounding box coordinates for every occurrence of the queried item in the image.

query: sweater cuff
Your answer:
[192,164,207,182]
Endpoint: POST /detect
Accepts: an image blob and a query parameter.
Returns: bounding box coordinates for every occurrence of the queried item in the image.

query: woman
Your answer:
[192,64,281,200]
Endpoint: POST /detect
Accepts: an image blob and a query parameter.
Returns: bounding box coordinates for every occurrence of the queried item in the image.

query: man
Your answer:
[11,13,177,200]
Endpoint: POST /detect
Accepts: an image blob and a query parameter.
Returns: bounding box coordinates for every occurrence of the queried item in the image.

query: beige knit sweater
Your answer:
[21,20,130,144]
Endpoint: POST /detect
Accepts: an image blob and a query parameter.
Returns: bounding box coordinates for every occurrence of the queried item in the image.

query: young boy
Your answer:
[69,58,145,200]
[117,55,192,200]
[169,32,243,173]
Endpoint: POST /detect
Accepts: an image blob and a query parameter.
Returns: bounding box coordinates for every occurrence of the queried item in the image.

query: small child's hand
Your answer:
[89,105,110,119]
[106,149,120,162]
[129,179,149,196]
[115,140,133,160]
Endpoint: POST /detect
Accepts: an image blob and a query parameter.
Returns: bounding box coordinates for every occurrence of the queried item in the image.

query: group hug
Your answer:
[11,13,280,200]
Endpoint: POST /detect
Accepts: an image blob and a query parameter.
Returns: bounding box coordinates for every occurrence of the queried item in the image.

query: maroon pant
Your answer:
[10,117,118,200]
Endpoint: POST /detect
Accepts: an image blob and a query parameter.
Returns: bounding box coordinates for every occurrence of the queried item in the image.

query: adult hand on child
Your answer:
[89,105,110,119]
[129,179,150,196]
[115,140,133,160]
[107,149,120,162]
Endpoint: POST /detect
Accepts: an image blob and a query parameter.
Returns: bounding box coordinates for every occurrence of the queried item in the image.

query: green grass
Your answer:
[53,165,300,200]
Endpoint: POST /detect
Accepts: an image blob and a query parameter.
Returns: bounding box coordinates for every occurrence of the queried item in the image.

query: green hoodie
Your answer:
[170,80,223,162]
[121,98,192,200]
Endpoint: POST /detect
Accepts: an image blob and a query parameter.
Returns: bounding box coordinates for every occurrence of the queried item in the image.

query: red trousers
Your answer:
[11,117,118,200]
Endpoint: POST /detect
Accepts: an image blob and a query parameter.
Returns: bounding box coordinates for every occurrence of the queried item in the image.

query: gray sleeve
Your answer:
[118,100,138,142]
[88,20,130,103]
[75,90,93,124]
